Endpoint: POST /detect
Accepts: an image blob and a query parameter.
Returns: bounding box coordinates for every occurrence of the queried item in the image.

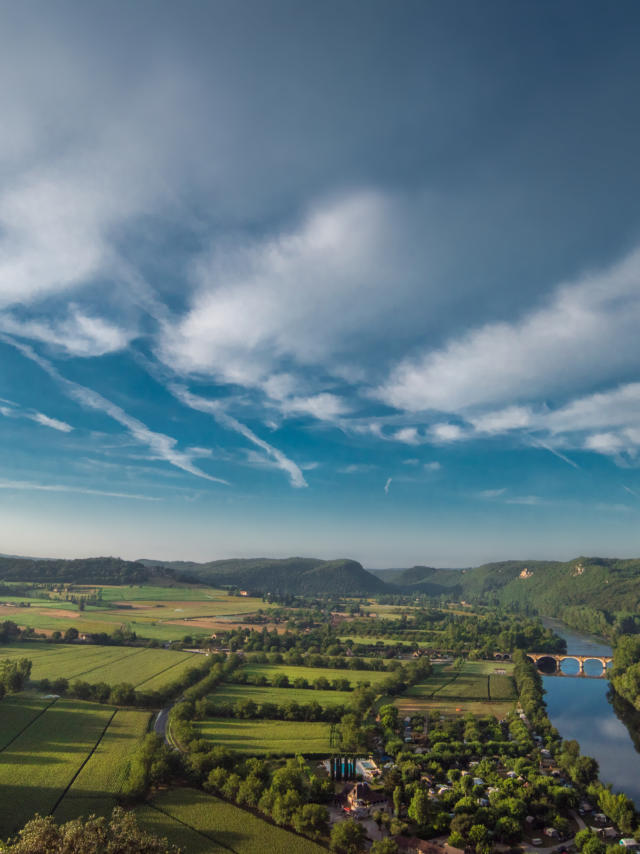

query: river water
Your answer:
[540,618,640,806]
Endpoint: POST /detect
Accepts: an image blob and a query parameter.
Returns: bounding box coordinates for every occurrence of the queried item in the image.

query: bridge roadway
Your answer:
[526,652,612,676]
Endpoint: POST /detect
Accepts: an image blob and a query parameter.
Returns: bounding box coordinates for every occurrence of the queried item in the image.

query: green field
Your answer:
[137,787,326,854]
[0,584,272,642]
[60,709,152,800]
[0,694,55,749]
[241,662,389,688]
[0,698,115,837]
[207,683,353,709]
[392,660,516,718]
[195,718,330,754]
[0,642,201,690]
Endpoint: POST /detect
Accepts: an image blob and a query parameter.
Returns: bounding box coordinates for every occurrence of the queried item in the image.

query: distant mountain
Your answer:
[0,555,152,584]
[4,549,640,613]
[457,557,640,613]
[140,556,388,596]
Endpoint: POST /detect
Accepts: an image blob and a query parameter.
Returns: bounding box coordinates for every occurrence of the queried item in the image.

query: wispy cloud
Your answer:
[384,477,392,494]
[169,384,307,488]
[424,461,441,472]
[529,437,580,470]
[1,334,226,484]
[477,488,507,499]
[0,401,73,433]
[0,478,160,501]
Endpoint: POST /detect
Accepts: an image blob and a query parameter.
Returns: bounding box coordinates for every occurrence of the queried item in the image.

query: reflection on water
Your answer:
[539,618,640,807]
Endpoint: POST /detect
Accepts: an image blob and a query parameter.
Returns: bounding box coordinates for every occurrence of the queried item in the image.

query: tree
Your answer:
[370,840,399,854]
[330,819,366,853]
[393,785,403,817]
[64,627,79,642]
[292,803,329,840]
[408,788,430,826]
[4,806,179,852]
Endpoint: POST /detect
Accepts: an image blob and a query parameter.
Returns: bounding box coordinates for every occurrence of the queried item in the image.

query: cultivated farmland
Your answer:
[206,683,353,709]
[240,662,389,688]
[195,718,330,754]
[392,660,516,718]
[137,787,327,854]
[0,642,201,690]
[0,698,115,837]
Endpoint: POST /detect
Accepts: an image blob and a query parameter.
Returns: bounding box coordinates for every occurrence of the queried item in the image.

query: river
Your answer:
[540,618,640,807]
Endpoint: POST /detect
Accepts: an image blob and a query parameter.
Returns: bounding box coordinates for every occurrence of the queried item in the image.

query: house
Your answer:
[544,828,559,838]
[618,840,639,851]
[355,759,380,781]
[345,782,387,811]
[397,837,462,854]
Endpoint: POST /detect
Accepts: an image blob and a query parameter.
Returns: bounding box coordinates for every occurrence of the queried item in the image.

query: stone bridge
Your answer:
[526,652,612,676]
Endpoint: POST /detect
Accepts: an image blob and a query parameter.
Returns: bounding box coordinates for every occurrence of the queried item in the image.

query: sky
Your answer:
[2,0,640,568]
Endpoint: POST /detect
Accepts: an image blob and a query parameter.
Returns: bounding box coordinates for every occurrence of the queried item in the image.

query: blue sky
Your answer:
[2,0,640,567]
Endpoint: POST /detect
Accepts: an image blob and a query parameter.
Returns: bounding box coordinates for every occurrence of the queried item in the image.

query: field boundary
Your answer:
[134,654,196,689]
[146,801,239,854]
[0,696,59,753]
[50,708,118,817]
[64,647,149,682]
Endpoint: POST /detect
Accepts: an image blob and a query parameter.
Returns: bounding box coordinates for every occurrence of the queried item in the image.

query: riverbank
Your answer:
[540,618,640,808]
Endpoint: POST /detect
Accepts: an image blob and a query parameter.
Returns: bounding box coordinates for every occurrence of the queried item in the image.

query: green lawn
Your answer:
[207,683,353,709]
[195,718,330,755]
[0,698,115,837]
[137,787,326,854]
[241,662,389,688]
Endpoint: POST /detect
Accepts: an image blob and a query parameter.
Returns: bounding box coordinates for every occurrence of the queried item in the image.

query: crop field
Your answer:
[137,787,327,854]
[207,683,353,709]
[240,662,389,688]
[0,642,201,689]
[0,698,115,837]
[60,709,152,800]
[195,718,330,754]
[0,585,271,641]
[0,694,55,749]
[392,660,516,719]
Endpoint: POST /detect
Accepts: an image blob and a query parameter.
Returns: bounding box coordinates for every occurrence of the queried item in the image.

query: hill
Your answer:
[140,556,388,596]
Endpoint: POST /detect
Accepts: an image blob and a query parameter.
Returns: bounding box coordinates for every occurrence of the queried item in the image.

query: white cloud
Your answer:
[1,335,226,484]
[0,309,134,357]
[29,412,73,433]
[0,401,73,433]
[0,478,160,501]
[429,423,466,442]
[471,406,533,434]
[393,427,422,445]
[584,432,628,455]
[280,393,350,421]
[384,477,392,494]
[478,488,507,499]
[338,463,376,474]
[377,247,640,413]
[424,461,441,471]
[169,384,307,488]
